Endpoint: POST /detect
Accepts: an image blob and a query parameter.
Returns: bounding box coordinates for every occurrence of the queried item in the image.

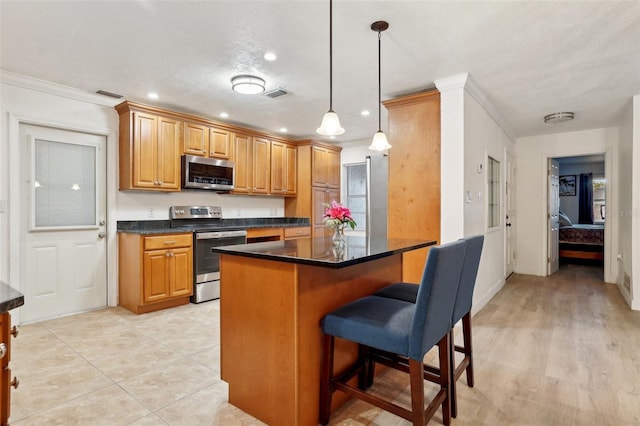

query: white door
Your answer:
[547,159,560,275]
[505,152,515,278]
[20,124,107,323]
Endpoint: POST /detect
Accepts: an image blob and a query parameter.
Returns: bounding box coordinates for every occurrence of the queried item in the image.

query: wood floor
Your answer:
[10,263,640,425]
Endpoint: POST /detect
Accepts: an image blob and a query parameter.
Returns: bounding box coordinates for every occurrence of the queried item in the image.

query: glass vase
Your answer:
[331,225,346,259]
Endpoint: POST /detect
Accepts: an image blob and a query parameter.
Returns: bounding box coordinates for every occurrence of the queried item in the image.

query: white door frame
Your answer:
[8,112,118,324]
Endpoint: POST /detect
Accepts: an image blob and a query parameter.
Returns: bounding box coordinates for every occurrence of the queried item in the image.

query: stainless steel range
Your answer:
[170,206,247,303]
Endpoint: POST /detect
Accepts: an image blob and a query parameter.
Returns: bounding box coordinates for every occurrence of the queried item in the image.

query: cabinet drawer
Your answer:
[144,234,192,250]
[284,226,311,239]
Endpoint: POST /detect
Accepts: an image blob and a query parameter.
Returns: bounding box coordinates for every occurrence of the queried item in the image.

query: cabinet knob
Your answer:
[158,181,163,185]
[11,377,19,389]
[11,326,18,338]
[0,343,6,359]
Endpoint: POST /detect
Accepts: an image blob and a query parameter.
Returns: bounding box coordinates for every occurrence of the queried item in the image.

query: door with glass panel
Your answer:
[19,124,107,323]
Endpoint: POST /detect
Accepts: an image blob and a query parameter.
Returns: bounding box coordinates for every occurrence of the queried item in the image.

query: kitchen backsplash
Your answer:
[115,190,285,221]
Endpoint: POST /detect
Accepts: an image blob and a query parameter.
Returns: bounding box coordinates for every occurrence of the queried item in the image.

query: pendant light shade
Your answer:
[316,0,345,136]
[369,21,391,151]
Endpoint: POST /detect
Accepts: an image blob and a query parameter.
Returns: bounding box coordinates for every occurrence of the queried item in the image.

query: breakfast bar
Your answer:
[214,236,436,426]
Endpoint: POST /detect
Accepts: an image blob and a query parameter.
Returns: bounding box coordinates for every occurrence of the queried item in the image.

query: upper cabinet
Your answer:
[116,101,295,195]
[311,145,340,188]
[270,141,297,196]
[116,103,181,191]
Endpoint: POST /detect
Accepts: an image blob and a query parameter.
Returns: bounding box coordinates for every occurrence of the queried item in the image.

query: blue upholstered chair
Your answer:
[373,235,484,417]
[319,240,467,426]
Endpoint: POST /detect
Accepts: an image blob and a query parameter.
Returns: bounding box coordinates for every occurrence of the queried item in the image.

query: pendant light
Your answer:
[316,0,345,136]
[369,21,391,151]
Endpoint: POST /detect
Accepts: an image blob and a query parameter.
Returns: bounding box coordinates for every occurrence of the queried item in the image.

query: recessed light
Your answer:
[219,112,229,118]
[147,92,159,99]
[279,127,287,133]
[264,52,277,61]
[361,110,370,116]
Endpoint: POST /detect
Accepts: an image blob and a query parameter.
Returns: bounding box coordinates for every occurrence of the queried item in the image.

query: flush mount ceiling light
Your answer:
[369,20,391,151]
[544,112,574,124]
[316,0,345,136]
[231,75,266,95]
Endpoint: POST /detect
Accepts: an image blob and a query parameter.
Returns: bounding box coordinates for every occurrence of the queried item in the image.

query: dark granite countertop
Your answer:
[0,281,25,313]
[212,236,436,269]
[117,217,310,235]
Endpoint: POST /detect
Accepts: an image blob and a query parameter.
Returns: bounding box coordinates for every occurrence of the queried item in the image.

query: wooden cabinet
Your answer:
[271,141,297,196]
[232,135,272,195]
[0,312,17,425]
[183,122,232,160]
[383,90,441,282]
[285,140,342,239]
[209,127,232,159]
[117,104,182,191]
[284,226,311,240]
[183,121,209,156]
[311,145,340,188]
[118,232,193,314]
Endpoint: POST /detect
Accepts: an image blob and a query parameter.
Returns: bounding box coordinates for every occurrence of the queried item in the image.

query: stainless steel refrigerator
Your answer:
[366,154,388,241]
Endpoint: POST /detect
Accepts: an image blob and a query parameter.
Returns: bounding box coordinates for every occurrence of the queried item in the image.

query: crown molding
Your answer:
[0,70,122,107]
[435,73,518,142]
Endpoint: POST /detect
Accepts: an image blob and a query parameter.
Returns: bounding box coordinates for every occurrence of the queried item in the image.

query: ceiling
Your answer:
[1,1,639,144]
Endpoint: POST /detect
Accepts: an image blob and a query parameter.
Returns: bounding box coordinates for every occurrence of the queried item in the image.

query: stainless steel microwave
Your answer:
[181,155,235,191]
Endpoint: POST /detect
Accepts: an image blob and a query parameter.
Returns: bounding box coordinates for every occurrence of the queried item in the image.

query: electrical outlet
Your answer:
[148,209,154,218]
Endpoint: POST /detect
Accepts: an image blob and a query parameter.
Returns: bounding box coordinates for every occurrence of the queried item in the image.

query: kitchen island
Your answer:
[213,235,436,426]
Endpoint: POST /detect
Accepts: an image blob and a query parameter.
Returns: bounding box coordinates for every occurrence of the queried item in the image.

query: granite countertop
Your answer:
[117,217,310,235]
[211,236,436,269]
[0,281,25,313]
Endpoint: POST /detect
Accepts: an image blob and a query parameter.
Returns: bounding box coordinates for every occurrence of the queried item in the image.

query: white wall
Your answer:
[617,95,639,310]
[437,73,516,315]
[515,127,619,283]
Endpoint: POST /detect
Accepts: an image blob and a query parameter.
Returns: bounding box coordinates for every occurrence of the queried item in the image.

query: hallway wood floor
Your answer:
[10,264,640,425]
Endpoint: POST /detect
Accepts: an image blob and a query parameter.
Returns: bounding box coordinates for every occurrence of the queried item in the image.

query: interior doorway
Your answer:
[550,154,606,272]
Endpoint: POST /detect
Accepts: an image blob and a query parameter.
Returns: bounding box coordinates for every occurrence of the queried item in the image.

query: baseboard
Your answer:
[471,276,505,316]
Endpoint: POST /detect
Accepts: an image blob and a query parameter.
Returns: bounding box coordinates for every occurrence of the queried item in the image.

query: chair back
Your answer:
[452,235,484,323]
[409,240,466,361]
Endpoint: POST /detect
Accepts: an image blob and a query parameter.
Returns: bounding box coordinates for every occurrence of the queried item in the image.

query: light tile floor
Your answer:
[10,264,640,425]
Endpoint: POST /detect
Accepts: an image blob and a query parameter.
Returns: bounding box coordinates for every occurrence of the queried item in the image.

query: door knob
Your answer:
[98,232,107,239]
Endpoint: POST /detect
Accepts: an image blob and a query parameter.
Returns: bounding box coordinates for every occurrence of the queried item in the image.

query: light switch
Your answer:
[466,191,472,204]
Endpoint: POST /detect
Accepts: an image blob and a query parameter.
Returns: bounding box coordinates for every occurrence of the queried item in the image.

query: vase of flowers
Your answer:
[323,200,356,257]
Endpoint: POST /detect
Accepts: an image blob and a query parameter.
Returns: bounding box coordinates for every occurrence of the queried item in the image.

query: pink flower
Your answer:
[323,200,357,230]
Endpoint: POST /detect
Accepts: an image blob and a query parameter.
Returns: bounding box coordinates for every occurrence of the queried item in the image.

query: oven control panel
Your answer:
[170,205,222,220]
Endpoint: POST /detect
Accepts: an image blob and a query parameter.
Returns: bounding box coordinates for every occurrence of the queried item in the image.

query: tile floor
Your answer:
[9,264,640,425]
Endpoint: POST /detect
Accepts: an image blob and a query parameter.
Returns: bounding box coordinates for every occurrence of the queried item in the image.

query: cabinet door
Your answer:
[270,141,286,195]
[326,149,340,188]
[156,117,181,190]
[143,250,170,303]
[209,128,231,159]
[169,247,193,297]
[311,146,327,186]
[252,137,271,194]
[183,122,209,156]
[132,111,159,188]
[284,143,298,194]
[232,134,252,193]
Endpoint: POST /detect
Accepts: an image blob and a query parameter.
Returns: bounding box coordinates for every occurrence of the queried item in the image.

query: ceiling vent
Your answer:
[96,89,123,99]
[264,87,288,98]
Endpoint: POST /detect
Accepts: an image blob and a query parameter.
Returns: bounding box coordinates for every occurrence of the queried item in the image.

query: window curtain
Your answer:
[578,173,593,224]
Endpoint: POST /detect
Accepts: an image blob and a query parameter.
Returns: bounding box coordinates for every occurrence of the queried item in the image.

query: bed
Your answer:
[558,212,604,261]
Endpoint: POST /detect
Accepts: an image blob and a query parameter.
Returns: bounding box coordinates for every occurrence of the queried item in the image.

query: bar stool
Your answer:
[319,239,467,426]
[373,235,484,417]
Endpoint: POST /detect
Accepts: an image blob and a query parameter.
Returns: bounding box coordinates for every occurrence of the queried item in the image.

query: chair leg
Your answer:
[439,333,452,426]
[319,333,335,425]
[449,329,458,418]
[358,344,369,390]
[409,359,426,426]
[462,312,474,387]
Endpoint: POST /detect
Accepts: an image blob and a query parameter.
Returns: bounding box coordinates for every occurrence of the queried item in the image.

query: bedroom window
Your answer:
[488,156,500,228]
[592,176,606,224]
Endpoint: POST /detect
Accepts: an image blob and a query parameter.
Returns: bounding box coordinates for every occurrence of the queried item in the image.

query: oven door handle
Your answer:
[196,230,248,239]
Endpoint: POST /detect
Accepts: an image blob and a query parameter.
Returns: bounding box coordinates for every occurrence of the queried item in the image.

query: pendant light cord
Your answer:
[329,0,334,112]
[377,30,382,132]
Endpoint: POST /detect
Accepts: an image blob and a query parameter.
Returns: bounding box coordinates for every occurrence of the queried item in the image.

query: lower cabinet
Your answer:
[0,312,18,425]
[119,233,193,314]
